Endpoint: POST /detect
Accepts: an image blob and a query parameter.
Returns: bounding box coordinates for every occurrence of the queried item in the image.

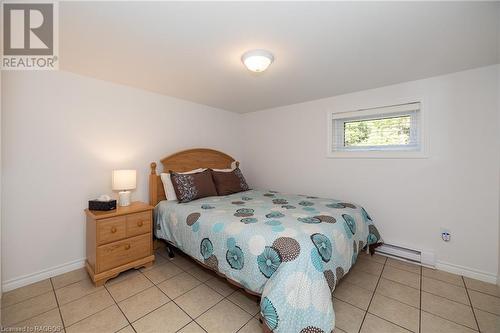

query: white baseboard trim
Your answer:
[436,260,498,284]
[2,258,86,292]
[2,255,498,291]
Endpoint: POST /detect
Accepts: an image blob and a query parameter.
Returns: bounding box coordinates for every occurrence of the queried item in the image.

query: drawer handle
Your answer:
[137,220,144,227]
[124,244,131,250]
[111,226,117,233]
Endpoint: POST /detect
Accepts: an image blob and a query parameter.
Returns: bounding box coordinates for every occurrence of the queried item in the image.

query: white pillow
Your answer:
[212,161,238,172]
[160,168,205,201]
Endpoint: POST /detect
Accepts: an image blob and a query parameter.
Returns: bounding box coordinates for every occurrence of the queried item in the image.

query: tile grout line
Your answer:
[173,283,254,332]
[48,278,64,330]
[119,296,177,331]
[336,285,418,312]
[204,276,240,295]
[173,275,255,331]
[355,262,422,292]
[466,288,500,299]
[381,267,483,307]
[421,273,465,288]
[339,278,422,311]
[139,268,209,331]
[465,307,500,318]
[6,307,58,329]
[377,276,420,291]
[339,267,420,332]
[368,313,414,333]
[142,265,185,284]
[337,278,380,293]
[54,286,105,309]
[166,256,212,333]
[52,274,88,291]
[420,287,494,326]
[225,295,260,317]
[117,261,187,332]
[1,281,60,310]
[356,256,386,333]
[411,279,498,308]
[359,258,448,333]
[462,276,481,332]
[113,284,158,304]
[170,298,208,333]
[164,250,263,312]
[125,271,190,330]
[64,303,117,330]
[194,289,258,332]
[103,280,137,333]
[132,272,208,322]
[419,289,472,307]
[333,296,370,313]
[192,292,228,320]
[334,294,419,333]
[387,261,473,290]
[378,267,481,331]
[235,315,258,333]
[175,321,207,333]
[191,297,227,331]
[4,290,59,328]
[384,262,422,275]
[140,267,196,316]
[150,254,258,330]
[419,309,480,332]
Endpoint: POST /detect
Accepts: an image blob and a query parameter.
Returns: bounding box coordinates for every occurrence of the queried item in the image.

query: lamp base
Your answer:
[118,191,131,207]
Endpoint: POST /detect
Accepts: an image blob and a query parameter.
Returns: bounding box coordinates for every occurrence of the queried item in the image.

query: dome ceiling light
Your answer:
[241,49,274,73]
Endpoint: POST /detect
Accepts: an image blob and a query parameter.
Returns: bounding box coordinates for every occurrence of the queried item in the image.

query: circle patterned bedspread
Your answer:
[155,189,382,333]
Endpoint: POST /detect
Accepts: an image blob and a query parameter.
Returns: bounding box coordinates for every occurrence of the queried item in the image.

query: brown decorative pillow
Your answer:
[170,169,218,203]
[211,167,250,196]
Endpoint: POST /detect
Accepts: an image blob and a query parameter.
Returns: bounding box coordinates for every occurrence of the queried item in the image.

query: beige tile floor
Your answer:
[1,249,499,333]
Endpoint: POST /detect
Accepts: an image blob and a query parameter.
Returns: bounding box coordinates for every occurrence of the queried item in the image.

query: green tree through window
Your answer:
[344,115,411,147]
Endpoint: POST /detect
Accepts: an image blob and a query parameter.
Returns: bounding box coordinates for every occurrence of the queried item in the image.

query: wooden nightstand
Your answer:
[85,201,155,286]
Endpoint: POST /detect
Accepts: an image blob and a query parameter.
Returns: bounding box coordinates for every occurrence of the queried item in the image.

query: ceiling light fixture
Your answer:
[241,49,274,73]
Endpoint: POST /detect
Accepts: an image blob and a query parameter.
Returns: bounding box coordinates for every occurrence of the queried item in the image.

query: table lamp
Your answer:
[112,169,136,206]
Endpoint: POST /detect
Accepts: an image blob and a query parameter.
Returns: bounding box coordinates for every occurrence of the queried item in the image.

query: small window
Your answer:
[328,102,425,158]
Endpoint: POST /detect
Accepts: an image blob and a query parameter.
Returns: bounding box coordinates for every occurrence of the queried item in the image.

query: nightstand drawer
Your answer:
[97,216,126,245]
[96,233,151,272]
[126,211,152,237]
[86,201,154,286]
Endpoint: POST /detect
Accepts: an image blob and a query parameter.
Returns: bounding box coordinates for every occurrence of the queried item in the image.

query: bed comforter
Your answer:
[154,189,382,333]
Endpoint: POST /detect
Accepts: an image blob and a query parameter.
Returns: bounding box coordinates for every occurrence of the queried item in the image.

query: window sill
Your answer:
[327,150,428,159]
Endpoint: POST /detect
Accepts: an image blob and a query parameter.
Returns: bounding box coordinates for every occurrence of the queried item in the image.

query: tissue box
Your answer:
[88,199,117,211]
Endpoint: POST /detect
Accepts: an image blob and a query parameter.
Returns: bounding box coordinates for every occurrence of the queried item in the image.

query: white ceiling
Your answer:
[60,1,500,113]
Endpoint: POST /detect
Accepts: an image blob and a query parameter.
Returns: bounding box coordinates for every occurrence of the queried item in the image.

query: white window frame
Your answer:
[327,102,428,159]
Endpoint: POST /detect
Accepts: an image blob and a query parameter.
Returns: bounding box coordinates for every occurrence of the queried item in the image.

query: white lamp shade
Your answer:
[241,49,274,72]
[112,170,136,191]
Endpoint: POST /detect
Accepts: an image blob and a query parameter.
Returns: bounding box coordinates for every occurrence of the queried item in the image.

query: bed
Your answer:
[149,148,382,333]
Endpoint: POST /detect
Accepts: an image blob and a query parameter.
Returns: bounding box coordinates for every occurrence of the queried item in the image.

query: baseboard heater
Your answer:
[375,243,435,267]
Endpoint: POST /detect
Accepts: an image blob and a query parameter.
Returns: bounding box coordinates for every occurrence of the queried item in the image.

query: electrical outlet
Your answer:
[440,228,451,242]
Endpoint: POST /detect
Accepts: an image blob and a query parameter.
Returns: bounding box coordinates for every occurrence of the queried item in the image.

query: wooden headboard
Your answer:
[149,148,238,206]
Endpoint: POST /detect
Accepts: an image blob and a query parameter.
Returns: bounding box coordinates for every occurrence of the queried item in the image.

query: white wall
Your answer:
[2,65,499,289]
[242,65,500,282]
[1,71,242,290]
